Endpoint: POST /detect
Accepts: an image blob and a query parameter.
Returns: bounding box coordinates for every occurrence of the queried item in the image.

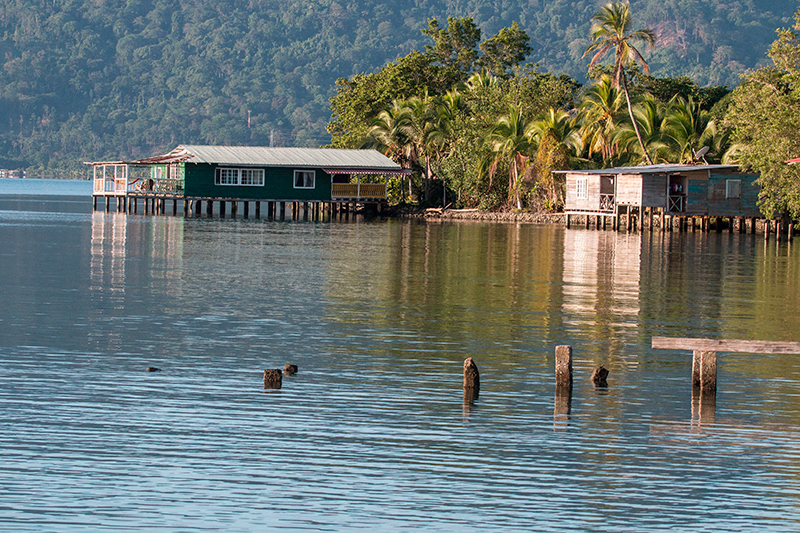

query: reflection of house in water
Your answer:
[89,212,185,350]
[91,212,127,299]
[561,230,641,346]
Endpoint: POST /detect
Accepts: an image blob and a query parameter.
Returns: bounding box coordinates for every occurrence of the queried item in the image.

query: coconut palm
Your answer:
[663,96,716,164]
[616,94,671,164]
[529,108,582,204]
[366,100,416,200]
[483,105,535,209]
[584,1,656,165]
[577,76,626,164]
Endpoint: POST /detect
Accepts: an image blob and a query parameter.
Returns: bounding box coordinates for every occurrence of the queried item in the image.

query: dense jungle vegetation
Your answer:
[0,0,795,180]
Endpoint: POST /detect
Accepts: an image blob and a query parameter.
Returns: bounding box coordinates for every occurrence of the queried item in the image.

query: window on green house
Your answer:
[215,168,265,186]
[294,170,315,189]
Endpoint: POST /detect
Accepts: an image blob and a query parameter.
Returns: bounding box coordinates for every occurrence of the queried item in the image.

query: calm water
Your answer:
[2,179,800,531]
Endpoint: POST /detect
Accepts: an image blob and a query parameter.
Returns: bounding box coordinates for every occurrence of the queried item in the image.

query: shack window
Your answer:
[726,179,741,199]
[576,177,588,199]
[294,170,315,189]
[240,169,265,186]
[215,167,265,186]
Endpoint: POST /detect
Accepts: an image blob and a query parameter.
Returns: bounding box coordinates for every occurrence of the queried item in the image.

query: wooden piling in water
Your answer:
[555,345,573,387]
[591,366,609,387]
[463,357,480,392]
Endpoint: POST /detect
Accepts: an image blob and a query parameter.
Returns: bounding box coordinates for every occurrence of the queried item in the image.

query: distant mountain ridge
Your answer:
[0,0,794,175]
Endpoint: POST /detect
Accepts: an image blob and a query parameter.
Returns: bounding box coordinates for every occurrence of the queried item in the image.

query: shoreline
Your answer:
[389,206,566,224]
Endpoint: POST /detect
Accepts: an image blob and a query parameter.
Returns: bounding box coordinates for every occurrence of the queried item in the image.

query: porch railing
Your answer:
[600,193,615,212]
[331,183,386,199]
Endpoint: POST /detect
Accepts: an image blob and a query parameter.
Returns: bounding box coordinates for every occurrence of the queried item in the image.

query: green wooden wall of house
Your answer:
[707,173,761,217]
[183,163,333,201]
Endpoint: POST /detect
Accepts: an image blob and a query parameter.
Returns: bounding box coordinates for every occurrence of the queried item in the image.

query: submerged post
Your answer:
[554,346,573,422]
[555,345,573,387]
[463,357,479,404]
[263,368,282,389]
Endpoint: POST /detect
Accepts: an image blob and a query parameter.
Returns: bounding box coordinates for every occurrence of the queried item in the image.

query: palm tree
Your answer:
[584,1,656,165]
[663,96,716,163]
[577,76,626,164]
[366,100,416,201]
[529,108,582,205]
[617,94,671,164]
[483,105,535,209]
[404,93,446,203]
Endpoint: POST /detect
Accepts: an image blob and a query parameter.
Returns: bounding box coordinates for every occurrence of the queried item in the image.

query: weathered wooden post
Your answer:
[591,365,609,387]
[463,357,479,392]
[554,346,573,420]
[463,357,479,404]
[243,201,249,218]
[255,201,261,218]
[264,368,282,389]
[283,364,298,375]
[555,345,573,387]
[220,200,226,217]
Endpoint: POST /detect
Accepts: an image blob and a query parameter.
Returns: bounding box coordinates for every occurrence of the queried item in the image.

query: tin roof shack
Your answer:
[557,165,761,228]
[89,145,407,203]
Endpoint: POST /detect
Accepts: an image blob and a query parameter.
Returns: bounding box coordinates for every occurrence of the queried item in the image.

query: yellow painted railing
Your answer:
[331,183,386,199]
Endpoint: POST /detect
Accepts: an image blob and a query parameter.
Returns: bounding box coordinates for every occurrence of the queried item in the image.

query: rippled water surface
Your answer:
[2,181,800,531]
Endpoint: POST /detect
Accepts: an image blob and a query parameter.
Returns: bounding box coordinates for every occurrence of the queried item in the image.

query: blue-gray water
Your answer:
[2,178,800,531]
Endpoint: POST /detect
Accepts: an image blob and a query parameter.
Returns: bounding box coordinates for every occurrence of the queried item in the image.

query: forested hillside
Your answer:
[0,0,795,176]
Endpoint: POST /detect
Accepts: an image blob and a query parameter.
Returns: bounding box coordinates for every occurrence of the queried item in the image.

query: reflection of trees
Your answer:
[326,220,564,365]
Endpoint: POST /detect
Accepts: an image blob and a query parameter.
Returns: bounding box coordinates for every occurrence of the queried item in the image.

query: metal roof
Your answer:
[553,164,740,175]
[134,145,403,171]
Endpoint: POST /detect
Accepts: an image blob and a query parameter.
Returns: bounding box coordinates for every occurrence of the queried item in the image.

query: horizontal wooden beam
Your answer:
[652,336,800,354]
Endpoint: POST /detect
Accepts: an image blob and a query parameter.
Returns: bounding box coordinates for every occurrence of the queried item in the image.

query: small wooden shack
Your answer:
[88,145,408,218]
[556,164,762,231]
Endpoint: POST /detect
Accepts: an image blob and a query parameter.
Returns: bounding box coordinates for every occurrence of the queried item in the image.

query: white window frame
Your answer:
[576,177,588,200]
[294,169,315,189]
[215,167,265,186]
[726,179,741,199]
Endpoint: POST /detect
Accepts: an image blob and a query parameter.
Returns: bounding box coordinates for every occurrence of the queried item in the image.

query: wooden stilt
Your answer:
[637,206,643,231]
[243,201,249,219]
[566,213,571,229]
[280,201,286,220]
[255,201,260,219]
[660,208,665,232]
[585,214,590,229]
[555,345,573,388]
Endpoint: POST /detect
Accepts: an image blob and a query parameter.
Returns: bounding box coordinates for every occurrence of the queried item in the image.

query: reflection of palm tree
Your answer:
[584,1,656,165]
[484,105,535,209]
[578,76,625,164]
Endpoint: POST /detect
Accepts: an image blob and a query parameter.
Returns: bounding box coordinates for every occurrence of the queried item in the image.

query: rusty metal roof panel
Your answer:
[553,164,740,175]
[154,145,402,170]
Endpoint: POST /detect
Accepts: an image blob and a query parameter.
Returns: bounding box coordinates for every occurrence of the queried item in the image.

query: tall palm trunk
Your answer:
[621,73,653,165]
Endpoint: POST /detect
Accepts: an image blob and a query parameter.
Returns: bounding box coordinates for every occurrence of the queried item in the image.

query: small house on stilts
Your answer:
[88,145,408,220]
[556,164,768,233]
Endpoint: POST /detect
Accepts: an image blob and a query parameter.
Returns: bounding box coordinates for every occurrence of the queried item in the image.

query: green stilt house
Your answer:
[89,145,407,216]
